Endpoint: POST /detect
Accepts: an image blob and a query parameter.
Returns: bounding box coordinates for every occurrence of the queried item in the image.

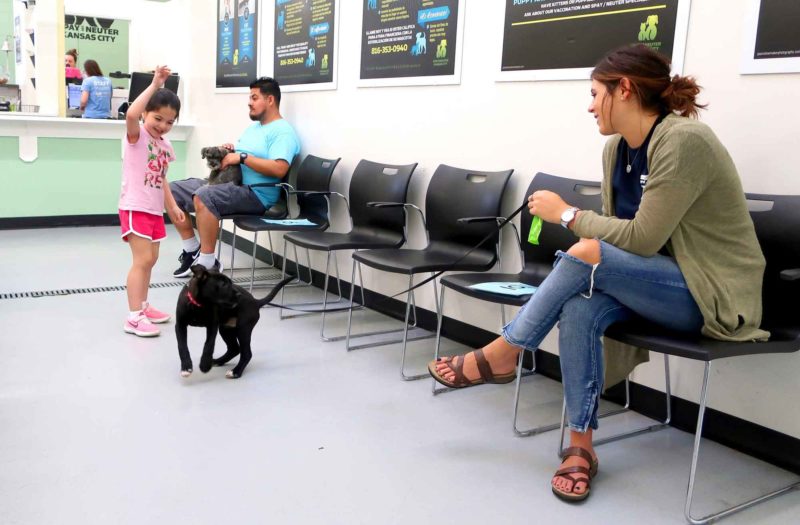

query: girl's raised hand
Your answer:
[152,65,172,86]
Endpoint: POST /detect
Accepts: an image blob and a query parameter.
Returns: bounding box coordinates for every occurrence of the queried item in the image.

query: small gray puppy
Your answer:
[201,146,243,185]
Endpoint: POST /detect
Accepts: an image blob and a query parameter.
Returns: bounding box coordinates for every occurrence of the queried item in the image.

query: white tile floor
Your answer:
[0,227,798,525]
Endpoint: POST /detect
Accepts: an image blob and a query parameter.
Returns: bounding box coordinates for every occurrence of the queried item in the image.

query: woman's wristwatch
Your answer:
[560,207,579,229]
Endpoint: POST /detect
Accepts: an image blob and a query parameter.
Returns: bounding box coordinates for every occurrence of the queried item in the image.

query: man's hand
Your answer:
[528,190,570,224]
[152,65,172,87]
[221,152,240,169]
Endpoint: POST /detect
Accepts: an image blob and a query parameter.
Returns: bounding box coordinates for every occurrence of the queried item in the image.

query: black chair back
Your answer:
[295,154,341,223]
[425,165,513,254]
[521,173,602,268]
[349,159,418,232]
[746,193,800,329]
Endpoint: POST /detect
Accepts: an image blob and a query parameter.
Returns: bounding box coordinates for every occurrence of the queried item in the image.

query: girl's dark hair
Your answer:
[145,88,181,119]
[83,59,103,77]
[592,44,706,118]
[66,48,78,62]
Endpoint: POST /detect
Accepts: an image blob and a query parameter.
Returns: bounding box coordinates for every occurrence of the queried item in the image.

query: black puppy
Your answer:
[175,266,293,379]
[200,146,243,185]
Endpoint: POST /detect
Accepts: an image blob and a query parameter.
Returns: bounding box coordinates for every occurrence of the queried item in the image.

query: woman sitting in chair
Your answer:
[429,44,768,502]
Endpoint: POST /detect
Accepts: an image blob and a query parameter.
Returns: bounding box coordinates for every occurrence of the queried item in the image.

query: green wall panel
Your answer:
[0,137,187,218]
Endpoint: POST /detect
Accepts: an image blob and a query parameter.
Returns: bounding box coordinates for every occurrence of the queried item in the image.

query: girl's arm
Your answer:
[162,177,185,223]
[125,65,171,143]
[80,90,89,111]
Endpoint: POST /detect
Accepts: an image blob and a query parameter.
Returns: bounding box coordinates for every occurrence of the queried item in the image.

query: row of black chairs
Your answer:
[223,154,799,524]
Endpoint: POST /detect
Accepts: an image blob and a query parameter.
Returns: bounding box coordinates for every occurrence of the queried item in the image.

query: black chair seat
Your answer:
[284,227,404,252]
[234,214,327,232]
[353,242,496,275]
[605,321,800,362]
[439,265,552,306]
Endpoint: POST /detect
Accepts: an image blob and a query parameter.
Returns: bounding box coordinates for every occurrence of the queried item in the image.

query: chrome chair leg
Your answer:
[683,362,800,524]
[431,284,448,394]
[345,263,434,352]
[400,274,429,381]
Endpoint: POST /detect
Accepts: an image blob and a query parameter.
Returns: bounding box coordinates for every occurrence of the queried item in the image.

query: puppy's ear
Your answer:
[201,148,208,159]
[191,265,208,279]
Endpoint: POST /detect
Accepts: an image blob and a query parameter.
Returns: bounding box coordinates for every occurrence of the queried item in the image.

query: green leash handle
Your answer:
[528,215,543,245]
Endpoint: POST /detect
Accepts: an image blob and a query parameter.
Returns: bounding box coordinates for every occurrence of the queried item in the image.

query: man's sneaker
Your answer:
[173,248,200,278]
[124,315,161,337]
[142,303,171,324]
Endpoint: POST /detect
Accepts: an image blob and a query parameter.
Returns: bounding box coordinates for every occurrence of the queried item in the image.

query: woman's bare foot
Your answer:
[552,430,598,500]
[432,336,521,383]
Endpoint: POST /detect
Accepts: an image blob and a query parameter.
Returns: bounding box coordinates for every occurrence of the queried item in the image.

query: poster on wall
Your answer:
[64,15,130,88]
[499,0,691,81]
[741,0,800,74]
[273,0,338,91]
[359,0,465,87]
[216,0,260,89]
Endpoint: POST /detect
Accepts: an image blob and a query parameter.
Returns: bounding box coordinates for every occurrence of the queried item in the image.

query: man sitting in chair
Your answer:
[168,77,300,277]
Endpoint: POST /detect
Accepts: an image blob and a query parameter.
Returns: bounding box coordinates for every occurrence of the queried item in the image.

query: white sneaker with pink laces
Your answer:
[142,303,172,324]
[124,314,161,337]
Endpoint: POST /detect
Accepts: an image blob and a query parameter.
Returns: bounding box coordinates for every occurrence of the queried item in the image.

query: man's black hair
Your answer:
[249,77,281,106]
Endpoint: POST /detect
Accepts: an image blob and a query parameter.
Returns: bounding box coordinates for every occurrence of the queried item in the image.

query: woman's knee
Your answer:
[566,239,601,265]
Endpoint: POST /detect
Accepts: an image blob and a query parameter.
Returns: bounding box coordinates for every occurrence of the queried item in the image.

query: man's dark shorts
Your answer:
[170,178,267,218]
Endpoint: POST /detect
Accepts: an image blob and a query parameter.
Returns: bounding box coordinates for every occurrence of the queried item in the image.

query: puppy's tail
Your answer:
[256,275,296,308]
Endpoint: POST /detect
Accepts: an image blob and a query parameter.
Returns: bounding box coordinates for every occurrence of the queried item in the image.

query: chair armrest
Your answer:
[780,269,800,281]
[287,190,332,196]
[457,216,502,224]
[248,182,279,188]
[367,201,405,208]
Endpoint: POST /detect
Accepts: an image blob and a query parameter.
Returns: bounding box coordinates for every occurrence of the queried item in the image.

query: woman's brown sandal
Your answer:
[427,348,517,389]
[551,446,599,503]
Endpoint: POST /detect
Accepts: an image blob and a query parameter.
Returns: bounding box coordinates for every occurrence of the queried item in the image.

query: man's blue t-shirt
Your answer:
[235,119,300,206]
[81,76,113,119]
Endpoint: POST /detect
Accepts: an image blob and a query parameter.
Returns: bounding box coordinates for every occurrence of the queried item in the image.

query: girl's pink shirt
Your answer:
[118,126,176,215]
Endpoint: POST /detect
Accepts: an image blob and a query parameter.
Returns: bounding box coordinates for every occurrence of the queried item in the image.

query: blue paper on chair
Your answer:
[468,282,538,297]
[260,218,317,226]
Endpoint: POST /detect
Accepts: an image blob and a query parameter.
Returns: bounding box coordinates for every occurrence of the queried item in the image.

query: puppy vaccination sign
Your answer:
[273,0,338,91]
[499,0,690,81]
[216,0,259,89]
[359,0,465,87]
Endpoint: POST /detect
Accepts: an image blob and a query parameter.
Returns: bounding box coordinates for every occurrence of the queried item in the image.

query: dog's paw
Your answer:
[181,369,193,378]
[226,370,241,379]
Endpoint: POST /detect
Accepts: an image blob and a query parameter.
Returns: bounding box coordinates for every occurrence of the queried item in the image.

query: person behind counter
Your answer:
[65,48,82,82]
[81,60,113,119]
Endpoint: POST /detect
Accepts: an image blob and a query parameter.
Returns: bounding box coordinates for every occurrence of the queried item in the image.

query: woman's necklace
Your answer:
[626,144,641,174]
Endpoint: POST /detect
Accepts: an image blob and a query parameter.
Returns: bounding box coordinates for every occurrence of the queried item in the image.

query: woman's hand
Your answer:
[221,143,235,152]
[221,152,240,169]
[528,190,570,224]
[171,206,185,223]
[152,65,172,87]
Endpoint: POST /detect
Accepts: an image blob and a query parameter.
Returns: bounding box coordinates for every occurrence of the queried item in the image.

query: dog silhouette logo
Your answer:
[233,48,239,66]
[436,39,447,58]
[305,48,316,68]
[321,54,329,70]
[411,32,427,56]
[638,14,659,41]
[368,0,377,10]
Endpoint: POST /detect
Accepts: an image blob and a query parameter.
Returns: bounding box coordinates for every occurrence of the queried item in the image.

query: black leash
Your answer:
[258,202,528,313]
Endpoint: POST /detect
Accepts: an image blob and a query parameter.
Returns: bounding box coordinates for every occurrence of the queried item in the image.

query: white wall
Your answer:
[181,0,800,438]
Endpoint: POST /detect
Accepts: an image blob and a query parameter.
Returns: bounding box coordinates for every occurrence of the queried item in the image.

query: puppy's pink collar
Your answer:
[187,291,202,307]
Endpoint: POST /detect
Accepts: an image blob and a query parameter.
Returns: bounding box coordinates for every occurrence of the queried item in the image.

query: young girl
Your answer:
[120,65,183,337]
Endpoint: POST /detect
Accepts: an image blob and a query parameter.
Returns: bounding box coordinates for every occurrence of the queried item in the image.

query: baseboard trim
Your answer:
[0,214,120,230]
[231,230,800,475]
